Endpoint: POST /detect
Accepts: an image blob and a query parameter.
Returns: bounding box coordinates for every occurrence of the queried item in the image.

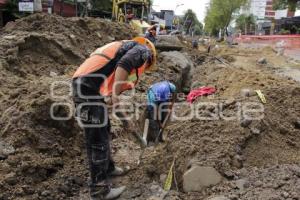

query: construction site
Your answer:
[1,1,300,200]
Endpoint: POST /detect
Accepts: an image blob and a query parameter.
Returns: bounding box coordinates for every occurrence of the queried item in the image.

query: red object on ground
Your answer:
[187,87,216,103]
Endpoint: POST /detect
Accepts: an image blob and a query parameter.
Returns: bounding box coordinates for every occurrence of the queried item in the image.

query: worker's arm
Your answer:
[168,83,177,112]
[111,44,150,105]
[156,106,162,128]
[112,66,129,104]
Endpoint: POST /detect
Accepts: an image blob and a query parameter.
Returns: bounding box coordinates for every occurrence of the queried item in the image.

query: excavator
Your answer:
[112,0,150,34]
[111,0,183,50]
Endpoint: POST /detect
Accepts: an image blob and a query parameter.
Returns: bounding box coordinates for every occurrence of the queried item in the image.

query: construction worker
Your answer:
[146,81,176,142]
[145,24,157,44]
[72,37,156,200]
[192,39,199,49]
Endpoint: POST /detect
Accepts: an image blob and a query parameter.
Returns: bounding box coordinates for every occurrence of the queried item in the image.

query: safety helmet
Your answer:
[133,37,157,71]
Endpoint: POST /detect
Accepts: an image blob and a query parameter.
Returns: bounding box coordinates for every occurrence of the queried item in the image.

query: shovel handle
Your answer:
[155,110,172,144]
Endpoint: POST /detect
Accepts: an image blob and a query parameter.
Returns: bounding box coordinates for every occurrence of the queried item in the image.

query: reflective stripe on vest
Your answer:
[72,41,123,78]
[100,62,147,96]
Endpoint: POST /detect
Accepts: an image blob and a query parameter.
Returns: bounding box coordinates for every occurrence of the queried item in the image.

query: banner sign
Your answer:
[19,0,34,12]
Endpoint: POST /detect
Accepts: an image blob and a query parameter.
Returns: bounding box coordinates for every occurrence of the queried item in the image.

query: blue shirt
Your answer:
[147,81,176,105]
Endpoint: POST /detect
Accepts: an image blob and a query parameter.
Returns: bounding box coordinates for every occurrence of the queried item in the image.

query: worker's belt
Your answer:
[73,97,104,104]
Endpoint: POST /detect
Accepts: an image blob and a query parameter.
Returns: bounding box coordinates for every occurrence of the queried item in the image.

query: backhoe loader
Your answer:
[112,0,150,34]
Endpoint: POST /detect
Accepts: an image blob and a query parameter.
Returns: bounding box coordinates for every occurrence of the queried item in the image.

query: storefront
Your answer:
[276,16,300,34]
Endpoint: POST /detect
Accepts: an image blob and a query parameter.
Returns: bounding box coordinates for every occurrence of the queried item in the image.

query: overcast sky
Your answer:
[153,1,300,21]
[153,0,210,23]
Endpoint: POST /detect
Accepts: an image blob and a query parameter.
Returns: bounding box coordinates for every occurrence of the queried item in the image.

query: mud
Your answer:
[1,13,300,200]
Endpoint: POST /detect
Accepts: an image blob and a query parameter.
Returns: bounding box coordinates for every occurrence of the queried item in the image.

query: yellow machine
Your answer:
[112,0,150,34]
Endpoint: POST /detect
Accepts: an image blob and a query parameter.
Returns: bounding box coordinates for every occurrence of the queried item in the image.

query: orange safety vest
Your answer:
[73,41,147,96]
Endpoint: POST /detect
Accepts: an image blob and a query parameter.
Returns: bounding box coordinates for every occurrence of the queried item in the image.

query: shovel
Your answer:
[155,110,172,145]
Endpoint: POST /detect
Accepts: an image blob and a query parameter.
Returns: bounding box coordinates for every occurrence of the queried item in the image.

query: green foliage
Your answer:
[235,14,256,34]
[279,28,291,34]
[90,0,112,11]
[273,0,300,12]
[182,9,203,35]
[204,0,248,35]
[194,24,203,35]
[3,0,29,18]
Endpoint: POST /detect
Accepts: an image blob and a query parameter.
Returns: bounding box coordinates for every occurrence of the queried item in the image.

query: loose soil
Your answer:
[0,13,300,200]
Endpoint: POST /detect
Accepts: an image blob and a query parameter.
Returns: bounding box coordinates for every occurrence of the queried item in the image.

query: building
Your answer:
[160,10,174,29]
[245,0,295,20]
[248,0,267,19]
[275,16,300,34]
[151,9,174,29]
[265,0,275,19]
[42,0,76,17]
[240,0,296,35]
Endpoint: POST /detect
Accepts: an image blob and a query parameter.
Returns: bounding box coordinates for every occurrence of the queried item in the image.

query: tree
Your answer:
[273,0,300,12]
[182,9,203,35]
[235,14,256,34]
[90,0,112,12]
[194,24,203,35]
[204,0,248,36]
[3,0,28,19]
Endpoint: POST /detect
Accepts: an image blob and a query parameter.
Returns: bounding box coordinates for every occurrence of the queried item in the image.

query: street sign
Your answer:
[19,0,34,12]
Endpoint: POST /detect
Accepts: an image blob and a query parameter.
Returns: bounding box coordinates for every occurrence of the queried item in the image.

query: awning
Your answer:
[0,0,7,7]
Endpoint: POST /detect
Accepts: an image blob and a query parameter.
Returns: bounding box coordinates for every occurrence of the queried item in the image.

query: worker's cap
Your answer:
[132,37,157,71]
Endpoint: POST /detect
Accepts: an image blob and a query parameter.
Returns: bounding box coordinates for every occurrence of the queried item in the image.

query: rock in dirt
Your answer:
[0,140,15,159]
[250,127,261,135]
[240,119,252,128]
[224,98,236,107]
[293,120,300,129]
[148,184,168,199]
[183,166,222,192]
[160,51,194,91]
[241,88,256,97]
[257,57,267,65]
[232,155,243,169]
[235,179,249,191]
[160,174,167,184]
[4,172,18,185]
[155,35,183,51]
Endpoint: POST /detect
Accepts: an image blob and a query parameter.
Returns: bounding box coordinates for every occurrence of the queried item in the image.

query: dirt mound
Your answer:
[0,13,136,77]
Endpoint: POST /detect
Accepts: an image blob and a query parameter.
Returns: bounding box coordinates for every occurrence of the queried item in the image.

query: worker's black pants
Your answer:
[74,99,115,187]
[146,102,169,142]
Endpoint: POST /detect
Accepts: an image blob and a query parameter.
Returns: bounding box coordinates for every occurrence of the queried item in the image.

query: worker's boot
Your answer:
[90,183,126,200]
